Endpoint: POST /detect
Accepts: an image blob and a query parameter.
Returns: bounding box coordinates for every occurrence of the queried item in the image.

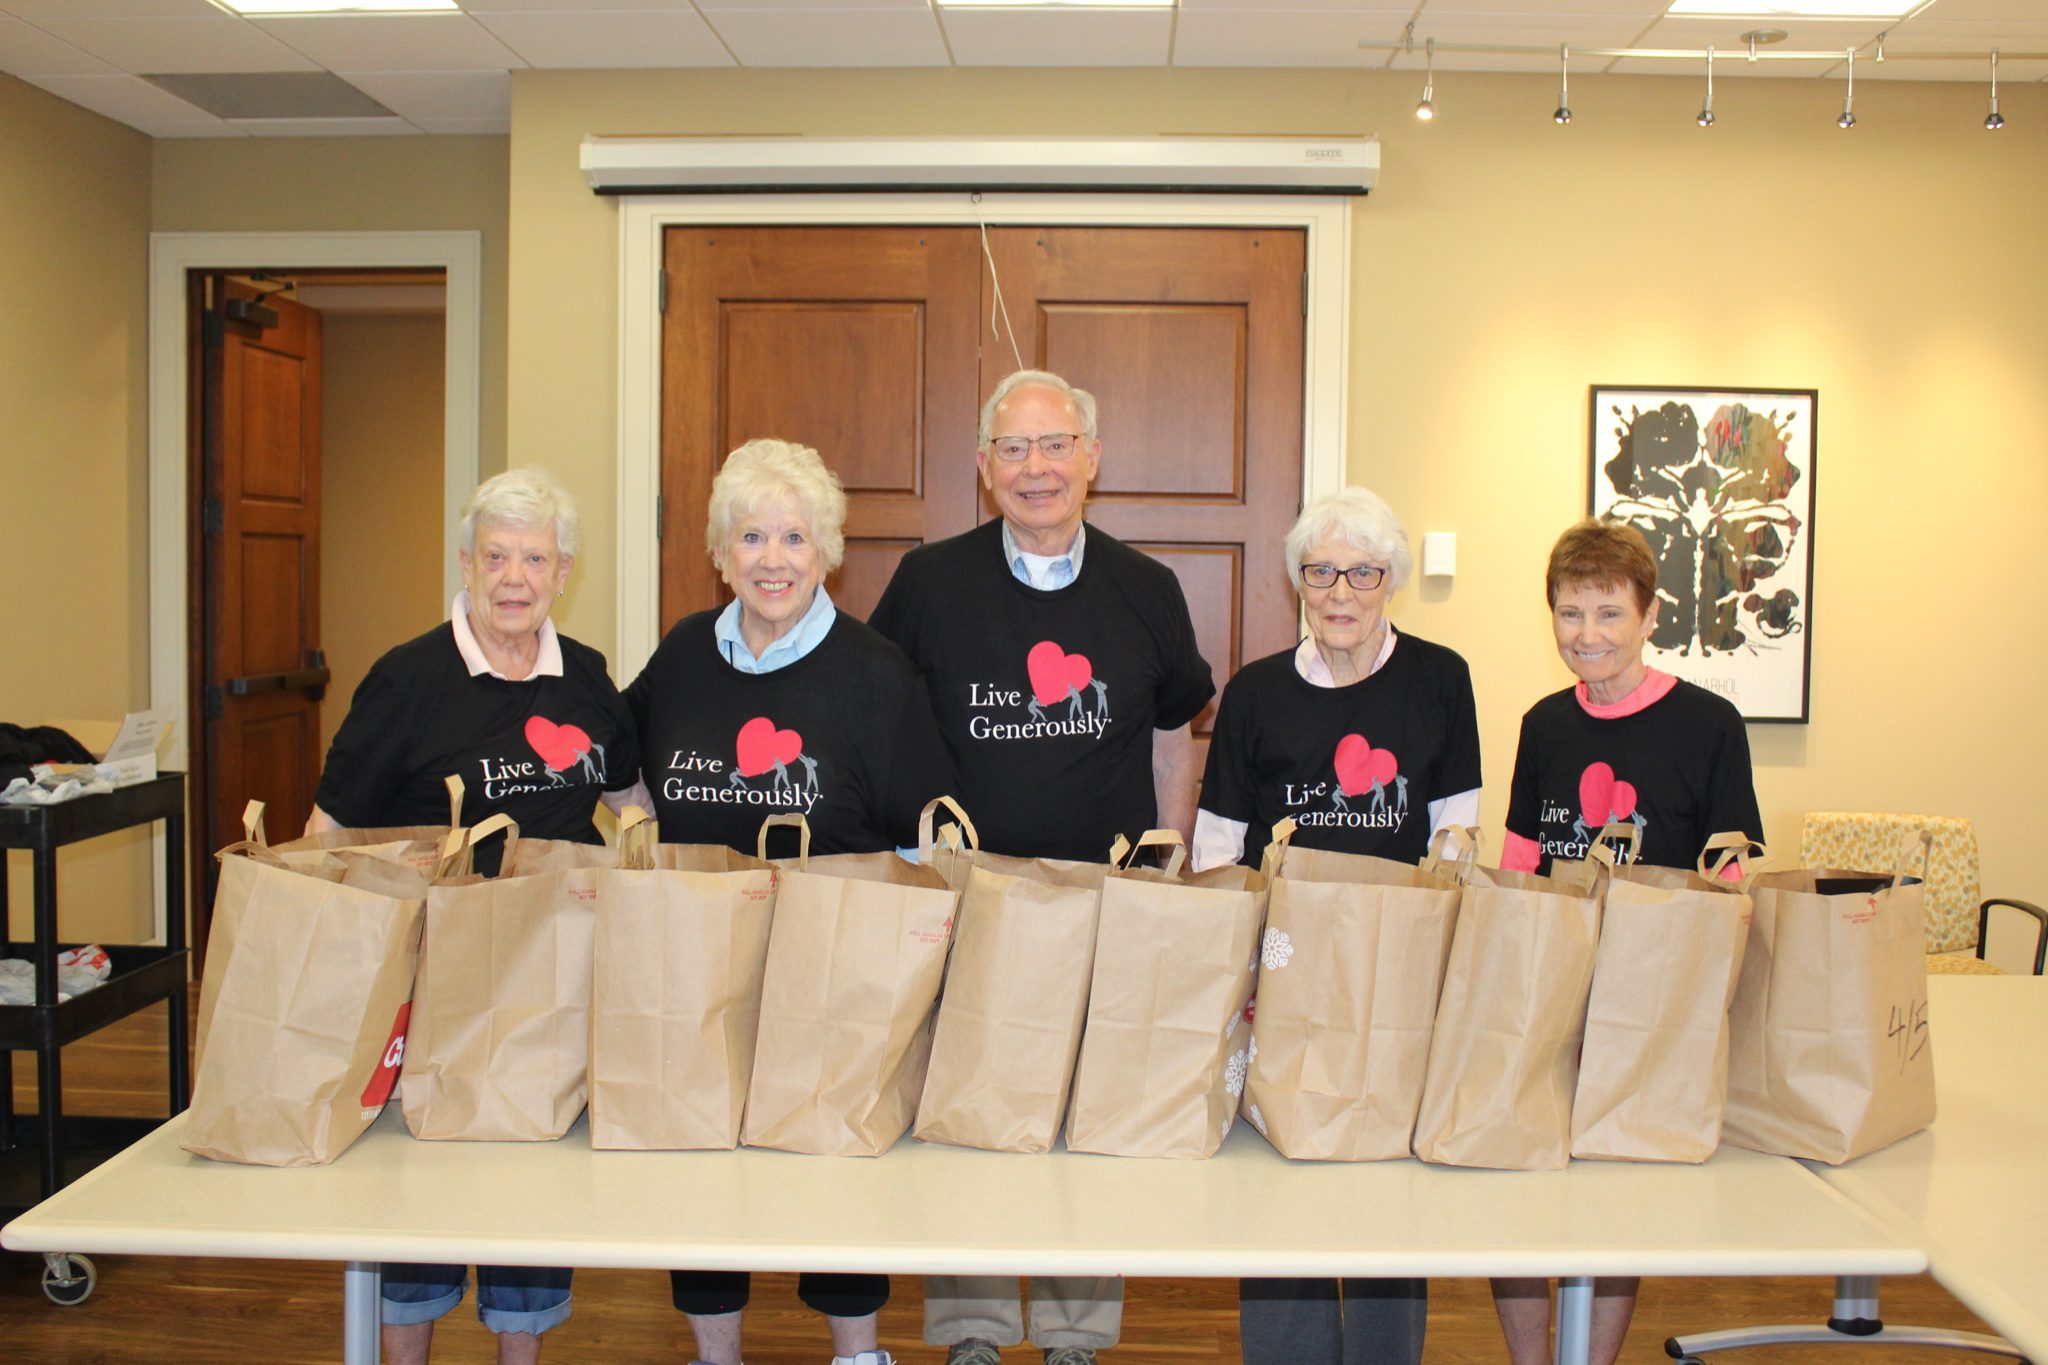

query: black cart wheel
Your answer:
[41,1252,96,1305]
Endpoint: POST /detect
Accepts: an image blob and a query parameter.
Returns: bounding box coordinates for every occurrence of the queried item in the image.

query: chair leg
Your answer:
[1663,1275,2029,1363]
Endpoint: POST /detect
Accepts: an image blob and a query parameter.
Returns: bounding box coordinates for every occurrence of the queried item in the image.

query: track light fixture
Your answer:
[1838,48,1856,128]
[1554,43,1572,124]
[1698,46,1715,127]
[1416,36,1436,121]
[1986,48,2004,130]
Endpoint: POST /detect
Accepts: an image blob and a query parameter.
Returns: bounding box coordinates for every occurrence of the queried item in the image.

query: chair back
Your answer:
[1801,812,1978,955]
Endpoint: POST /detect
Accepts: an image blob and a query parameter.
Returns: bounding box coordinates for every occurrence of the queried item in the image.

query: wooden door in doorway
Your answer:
[661,224,1307,739]
[192,278,328,965]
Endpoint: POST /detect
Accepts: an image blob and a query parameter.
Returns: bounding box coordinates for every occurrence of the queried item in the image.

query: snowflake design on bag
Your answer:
[1247,1034,1258,1068]
[1225,1048,1248,1097]
[1261,927,1295,971]
[1221,1111,1235,1142]
[1225,1010,1239,1041]
[1246,1102,1267,1135]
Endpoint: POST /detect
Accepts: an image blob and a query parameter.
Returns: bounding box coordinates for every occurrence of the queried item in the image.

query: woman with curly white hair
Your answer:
[1192,485,1483,1365]
[310,464,639,1364]
[623,437,950,1365]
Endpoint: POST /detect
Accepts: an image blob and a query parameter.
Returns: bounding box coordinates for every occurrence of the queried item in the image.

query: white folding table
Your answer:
[4,1101,1918,1365]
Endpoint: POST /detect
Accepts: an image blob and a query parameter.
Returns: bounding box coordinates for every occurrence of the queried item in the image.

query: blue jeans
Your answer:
[381,1262,573,1336]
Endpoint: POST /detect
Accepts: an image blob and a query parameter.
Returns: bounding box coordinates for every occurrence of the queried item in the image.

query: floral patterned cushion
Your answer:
[1929,952,2004,976]
[1801,812,1980,956]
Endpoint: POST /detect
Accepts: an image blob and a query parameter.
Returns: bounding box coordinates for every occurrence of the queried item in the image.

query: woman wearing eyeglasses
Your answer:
[1192,486,1480,1365]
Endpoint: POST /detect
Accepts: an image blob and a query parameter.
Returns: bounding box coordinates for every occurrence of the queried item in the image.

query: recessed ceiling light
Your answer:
[211,0,458,15]
[937,0,1175,8]
[1665,0,1919,18]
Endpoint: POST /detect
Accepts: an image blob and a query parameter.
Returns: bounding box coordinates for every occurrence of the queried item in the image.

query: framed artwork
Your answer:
[1588,385,1817,723]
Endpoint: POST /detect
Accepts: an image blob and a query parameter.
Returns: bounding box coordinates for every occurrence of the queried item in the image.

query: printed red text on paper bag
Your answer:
[360,1001,410,1112]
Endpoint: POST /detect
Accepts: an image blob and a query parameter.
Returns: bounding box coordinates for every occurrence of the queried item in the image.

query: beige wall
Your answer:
[1,74,154,944]
[506,67,2048,904]
[152,136,510,475]
[319,311,448,759]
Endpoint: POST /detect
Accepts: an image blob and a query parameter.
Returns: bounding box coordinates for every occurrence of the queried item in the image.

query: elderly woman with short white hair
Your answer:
[624,438,950,1365]
[1191,485,1482,1365]
[310,464,640,1365]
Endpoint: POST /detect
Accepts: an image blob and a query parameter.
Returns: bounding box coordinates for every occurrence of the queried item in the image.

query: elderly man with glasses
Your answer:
[869,368,1215,1365]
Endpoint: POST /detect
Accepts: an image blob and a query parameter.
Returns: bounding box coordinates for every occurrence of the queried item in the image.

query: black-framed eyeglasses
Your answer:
[1300,562,1388,591]
[989,433,1084,462]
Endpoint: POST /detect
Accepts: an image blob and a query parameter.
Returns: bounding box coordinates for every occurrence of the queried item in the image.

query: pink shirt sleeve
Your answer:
[1501,830,1542,873]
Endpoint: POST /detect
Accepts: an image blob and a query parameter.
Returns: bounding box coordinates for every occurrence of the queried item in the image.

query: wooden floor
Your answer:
[1,996,2005,1364]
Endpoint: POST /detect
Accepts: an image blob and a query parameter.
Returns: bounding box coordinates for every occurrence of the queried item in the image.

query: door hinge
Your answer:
[655,494,666,542]
[1301,272,1309,317]
[203,497,224,535]
[203,685,225,722]
[657,268,668,315]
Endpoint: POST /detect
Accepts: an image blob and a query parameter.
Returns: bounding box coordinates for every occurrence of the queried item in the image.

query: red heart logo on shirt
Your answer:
[1332,733,1399,796]
[525,716,591,772]
[1579,762,1618,824]
[735,716,804,778]
[1026,641,1094,707]
[1609,780,1638,820]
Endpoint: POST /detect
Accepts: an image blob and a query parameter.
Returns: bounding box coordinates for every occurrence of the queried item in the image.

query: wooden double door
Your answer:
[660,224,1309,738]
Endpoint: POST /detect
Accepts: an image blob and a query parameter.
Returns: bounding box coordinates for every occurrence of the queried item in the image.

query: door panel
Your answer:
[197,279,325,967]
[661,224,1306,751]
[663,227,981,626]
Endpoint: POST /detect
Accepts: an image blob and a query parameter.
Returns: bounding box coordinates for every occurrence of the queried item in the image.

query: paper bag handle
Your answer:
[617,806,657,871]
[1550,838,1615,894]
[1110,828,1187,878]
[1892,829,1934,888]
[758,812,811,867]
[241,799,267,846]
[1594,820,1641,865]
[1420,825,1483,882]
[1257,818,1297,881]
[916,795,979,862]
[440,812,519,879]
[443,773,464,828]
[215,838,291,869]
[1698,831,1767,887]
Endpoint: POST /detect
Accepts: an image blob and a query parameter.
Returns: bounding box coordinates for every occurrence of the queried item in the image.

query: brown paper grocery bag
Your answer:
[587,811,780,1150]
[1411,848,1607,1170]
[1721,832,1936,1164]
[272,774,467,873]
[1570,829,1758,1163]
[1242,824,1473,1161]
[183,839,423,1166]
[915,800,1109,1154]
[1065,830,1274,1159]
[401,816,598,1141]
[742,812,961,1156]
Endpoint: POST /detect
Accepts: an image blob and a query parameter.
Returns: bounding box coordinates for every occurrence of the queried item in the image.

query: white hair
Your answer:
[460,465,580,560]
[978,369,1099,448]
[1283,487,1413,595]
[706,439,848,573]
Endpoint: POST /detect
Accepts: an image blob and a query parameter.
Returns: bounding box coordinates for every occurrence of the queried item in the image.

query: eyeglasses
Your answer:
[1300,563,1389,591]
[989,433,1084,463]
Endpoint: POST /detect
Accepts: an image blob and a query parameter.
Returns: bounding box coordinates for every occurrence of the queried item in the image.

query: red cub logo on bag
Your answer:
[360,1001,411,1110]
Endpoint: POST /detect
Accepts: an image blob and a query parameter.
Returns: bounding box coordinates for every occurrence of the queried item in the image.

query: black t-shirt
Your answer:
[869,519,1215,862]
[1200,631,1483,867]
[315,623,638,843]
[1505,679,1762,874]
[623,611,953,859]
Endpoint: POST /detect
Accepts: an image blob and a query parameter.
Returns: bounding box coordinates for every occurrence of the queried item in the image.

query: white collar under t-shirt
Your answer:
[450,590,564,680]
[1001,520,1087,591]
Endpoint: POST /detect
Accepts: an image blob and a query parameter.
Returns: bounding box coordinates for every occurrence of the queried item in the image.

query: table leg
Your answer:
[1554,1276,1593,1365]
[344,1261,383,1365]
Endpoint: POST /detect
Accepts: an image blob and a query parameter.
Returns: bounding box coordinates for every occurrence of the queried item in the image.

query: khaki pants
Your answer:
[924,1275,1123,1350]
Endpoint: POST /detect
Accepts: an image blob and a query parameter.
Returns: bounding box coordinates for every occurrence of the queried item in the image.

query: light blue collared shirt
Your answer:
[713,586,837,674]
[1001,521,1087,590]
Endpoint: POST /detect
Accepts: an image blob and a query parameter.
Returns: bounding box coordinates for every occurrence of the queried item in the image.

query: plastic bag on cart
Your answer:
[0,944,112,1004]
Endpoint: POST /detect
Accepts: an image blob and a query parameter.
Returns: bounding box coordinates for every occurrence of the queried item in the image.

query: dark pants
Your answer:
[670,1270,889,1317]
[1239,1277,1427,1365]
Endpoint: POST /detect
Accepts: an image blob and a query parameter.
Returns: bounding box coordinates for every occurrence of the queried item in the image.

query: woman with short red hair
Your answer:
[1492,517,1763,1365]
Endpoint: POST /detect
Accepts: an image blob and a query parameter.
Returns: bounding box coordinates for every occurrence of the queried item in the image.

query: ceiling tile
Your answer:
[29,14,320,73]
[1173,10,1408,66]
[0,16,118,77]
[341,68,510,118]
[703,8,948,64]
[459,0,685,9]
[0,0,223,16]
[249,13,528,70]
[695,0,934,12]
[230,115,417,135]
[1859,54,2048,79]
[1414,15,1658,47]
[409,114,514,132]
[1908,0,2047,20]
[472,9,734,66]
[138,118,254,136]
[1885,17,2048,49]
[1413,0,1668,12]
[21,71,215,122]
[1632,15,1894,52]
[944,8,1169,65]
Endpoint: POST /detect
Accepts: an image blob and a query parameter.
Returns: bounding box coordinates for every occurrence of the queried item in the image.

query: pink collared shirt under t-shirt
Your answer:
[450,590,564,681]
